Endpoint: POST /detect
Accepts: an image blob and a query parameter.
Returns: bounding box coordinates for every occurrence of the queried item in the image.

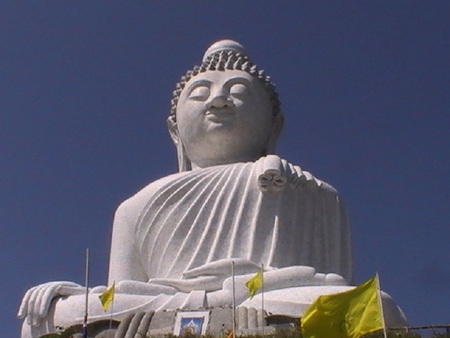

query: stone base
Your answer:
[53,307,293,338]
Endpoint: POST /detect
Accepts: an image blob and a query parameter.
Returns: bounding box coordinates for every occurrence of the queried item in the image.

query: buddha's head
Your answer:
[168,40,284,172]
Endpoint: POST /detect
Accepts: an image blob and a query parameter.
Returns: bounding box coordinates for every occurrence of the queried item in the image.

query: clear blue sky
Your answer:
[2,2,449,336]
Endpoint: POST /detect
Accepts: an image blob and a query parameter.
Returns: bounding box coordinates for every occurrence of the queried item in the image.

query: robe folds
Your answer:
[131,155,352,283]
[21,156,359,337]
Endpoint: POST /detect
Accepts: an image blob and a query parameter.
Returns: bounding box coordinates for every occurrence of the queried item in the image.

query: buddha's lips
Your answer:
[205,109,235,120]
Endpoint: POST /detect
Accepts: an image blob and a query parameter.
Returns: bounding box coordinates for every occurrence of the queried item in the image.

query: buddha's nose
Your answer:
[205,93,233,109]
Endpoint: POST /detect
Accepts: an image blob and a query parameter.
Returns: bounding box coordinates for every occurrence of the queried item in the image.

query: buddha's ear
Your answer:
[167,115,179,145]
[167,115,191,172]
[267,112,284,154]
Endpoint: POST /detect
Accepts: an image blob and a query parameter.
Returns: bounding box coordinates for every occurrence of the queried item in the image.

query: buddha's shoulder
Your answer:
[315,177,339,195]
[121,165,238,205]
[115,171,188,216]
[116,161,342,215]
[266,156,340,196]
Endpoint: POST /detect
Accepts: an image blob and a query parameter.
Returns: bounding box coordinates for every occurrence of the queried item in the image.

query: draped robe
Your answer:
[120,155,352,283]
[23,157,412,338]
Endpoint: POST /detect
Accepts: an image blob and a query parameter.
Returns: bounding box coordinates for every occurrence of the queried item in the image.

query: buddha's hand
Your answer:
[17,281,85,327]
[208,266,349,306]
[149,258,261,293]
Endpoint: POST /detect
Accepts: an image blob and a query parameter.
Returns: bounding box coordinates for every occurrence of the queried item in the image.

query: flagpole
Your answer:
[261,264,264,336]
[83,248,90,338]
[376,273,388,338]
[109,281,114,330]
[231,261,236,338]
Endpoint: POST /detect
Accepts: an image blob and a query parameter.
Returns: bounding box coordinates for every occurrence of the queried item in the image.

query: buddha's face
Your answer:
[173,70,274,168]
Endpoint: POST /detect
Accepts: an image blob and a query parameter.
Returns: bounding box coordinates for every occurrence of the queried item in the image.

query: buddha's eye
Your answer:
[230,83,248,98]
[189,86,210,101]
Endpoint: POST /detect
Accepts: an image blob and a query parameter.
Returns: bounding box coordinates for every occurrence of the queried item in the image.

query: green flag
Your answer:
[301,275,384,338]
[245,269,263,299]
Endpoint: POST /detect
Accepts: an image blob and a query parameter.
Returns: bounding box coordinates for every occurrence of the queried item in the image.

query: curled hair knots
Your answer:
[170,50,281,121]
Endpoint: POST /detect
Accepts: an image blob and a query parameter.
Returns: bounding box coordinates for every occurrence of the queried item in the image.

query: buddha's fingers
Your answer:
[37,284,60,321]
[150,276,219,292]
[18,285,36,318]
[27,284,46,326]
[183,258,259,279]
[33,285,50,326]
[35,282,82,322]
[18,281,83,327]
[26,290,37,325]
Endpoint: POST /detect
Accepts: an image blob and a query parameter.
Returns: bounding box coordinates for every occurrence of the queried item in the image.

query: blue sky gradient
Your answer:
[2,2,449,336]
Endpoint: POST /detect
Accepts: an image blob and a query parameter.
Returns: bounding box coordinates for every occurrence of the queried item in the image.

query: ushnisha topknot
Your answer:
[170,39,281,120]
[202,39,247,61]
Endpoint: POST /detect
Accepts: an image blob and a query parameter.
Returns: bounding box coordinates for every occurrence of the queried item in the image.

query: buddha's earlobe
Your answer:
[167,115,179,145]
[167,115,192,172]
[266,113,284,154]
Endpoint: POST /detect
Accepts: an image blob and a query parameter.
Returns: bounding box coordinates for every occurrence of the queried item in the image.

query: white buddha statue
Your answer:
[18,40,406,338]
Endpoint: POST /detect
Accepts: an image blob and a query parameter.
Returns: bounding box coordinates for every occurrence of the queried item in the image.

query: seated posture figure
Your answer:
[18,40,406,338]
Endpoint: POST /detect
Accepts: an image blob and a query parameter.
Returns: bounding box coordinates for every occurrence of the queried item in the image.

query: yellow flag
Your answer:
[301,275,383,338]
[98,282,115,311]
[245,269,263,299]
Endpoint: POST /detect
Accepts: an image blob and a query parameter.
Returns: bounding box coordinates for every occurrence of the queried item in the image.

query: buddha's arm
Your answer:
[108,199,148,284]
[207,266,348,307]
[17,199,144,327]
[18,198,145,327]
[149,258,261,292]
[90,280,178,296]
[18,282,85,327]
